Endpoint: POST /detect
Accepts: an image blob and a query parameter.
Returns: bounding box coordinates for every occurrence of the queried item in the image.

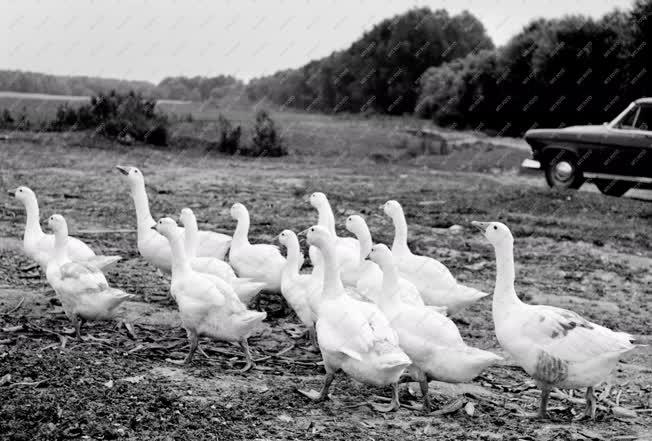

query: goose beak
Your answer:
[471,221,490,233]
[7,188,17,197]
[150,225,157,231]
[115,165,129,175]
[297,228,310,236]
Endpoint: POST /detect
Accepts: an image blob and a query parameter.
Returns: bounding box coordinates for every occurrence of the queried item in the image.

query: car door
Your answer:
[606,103,652,177]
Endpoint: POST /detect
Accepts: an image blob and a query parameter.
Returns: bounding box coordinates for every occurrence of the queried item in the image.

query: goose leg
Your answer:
[532,387,550,419]
[371,383,401,413]
[71,314,83,340]
[167,328,198,365]
[298,372,335,402]
[309,327,319,350]
[235,339,254,373]
[418,372,432,413]
[584,386,597,419]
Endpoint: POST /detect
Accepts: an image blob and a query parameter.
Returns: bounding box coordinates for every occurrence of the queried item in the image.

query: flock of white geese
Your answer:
[6,165,639,420]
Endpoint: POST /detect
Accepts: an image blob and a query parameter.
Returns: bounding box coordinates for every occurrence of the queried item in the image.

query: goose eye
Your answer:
[493,225,498,230]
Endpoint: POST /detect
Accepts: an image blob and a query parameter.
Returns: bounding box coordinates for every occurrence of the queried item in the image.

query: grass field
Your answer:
[0,125,650,440]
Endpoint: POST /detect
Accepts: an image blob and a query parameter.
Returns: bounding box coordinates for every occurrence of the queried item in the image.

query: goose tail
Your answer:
[232,280,266,304]
[85,255,122,270]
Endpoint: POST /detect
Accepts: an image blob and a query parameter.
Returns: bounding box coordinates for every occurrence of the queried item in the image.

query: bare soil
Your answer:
[1,133,650,440]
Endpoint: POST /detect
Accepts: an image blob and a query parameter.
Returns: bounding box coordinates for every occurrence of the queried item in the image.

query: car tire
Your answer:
[544,152,585,190]
[595,179,633,197]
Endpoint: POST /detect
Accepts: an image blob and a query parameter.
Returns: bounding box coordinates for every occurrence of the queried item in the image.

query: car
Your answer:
[522,98,652,197]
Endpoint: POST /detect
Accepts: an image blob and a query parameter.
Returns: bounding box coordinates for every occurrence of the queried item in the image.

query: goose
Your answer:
[297,225,411,412]
[179,208,264,304]
[383,200,488,312]
[279,229,320,346]
[345,214,425,307]
[154,217,266,370]
[115,165,231,272]
[45,214,134,339]
[8,186,120,271]
[228,203,286,292]
[369,244,502,411]
[472,221,637,419]
[308,192,360,286]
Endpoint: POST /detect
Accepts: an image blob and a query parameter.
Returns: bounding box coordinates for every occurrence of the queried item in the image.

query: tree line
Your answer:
[0,70,243,102]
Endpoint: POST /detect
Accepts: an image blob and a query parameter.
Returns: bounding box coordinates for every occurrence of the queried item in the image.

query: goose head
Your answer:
[179,207,195,227]
[230,202,248,220]
[368,243,393,266]
[308,192,328,210]
[471,221,513,248]
[278,229,297,247]
[153,217,180,238]
[345,214,367,236]
[115,165,145,187]
[47,213,68,235]
[7,186,36,204]
[305,225,332,250]
[382,200,403,219]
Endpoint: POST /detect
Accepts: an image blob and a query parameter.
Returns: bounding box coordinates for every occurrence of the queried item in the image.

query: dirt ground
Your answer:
[0,133,650,440]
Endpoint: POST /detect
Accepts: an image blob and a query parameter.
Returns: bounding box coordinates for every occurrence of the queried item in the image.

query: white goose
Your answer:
[8,186,120,271]
[472,221,637,419]
[115,165,231,273]
[179,208,264,304]
[369,244,502,411]
[345,214,425,307]
[298,225,411,412]
[279,229,320,346]
[229,203,286,292]
[45,215,134,339]
[308,192,359,286]
[383,200,488,312]
[155,217,266,370]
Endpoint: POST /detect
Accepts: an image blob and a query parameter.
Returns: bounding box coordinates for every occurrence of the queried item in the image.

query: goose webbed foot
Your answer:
[233,339,254,373]
[298,372,334,402]
[166,328,198,366]
[584,386,597,420]
[524,387,550,420]
[370,383,401,413]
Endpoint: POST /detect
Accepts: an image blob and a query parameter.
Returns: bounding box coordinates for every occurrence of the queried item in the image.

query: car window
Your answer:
[634,105,652,131]
[618,107,638,129]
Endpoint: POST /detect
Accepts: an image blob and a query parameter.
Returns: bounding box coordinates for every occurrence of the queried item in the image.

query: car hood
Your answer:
[525,125,611,145]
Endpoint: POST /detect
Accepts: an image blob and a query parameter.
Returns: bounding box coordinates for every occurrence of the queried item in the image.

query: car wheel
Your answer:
[544,153,585,189]
[595,179,633,197]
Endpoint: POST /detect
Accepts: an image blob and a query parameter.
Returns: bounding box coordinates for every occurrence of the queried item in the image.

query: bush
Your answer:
[213,114,241,154]
[51,90,169,146]
[243,110,287,157]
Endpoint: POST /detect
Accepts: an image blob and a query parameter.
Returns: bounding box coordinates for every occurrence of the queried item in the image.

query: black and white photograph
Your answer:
[0,0,651,439]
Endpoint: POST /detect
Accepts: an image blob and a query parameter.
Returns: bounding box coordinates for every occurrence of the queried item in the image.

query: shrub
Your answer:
[51,90,169,146]
[213,114,241,154]
[243,110,287,157]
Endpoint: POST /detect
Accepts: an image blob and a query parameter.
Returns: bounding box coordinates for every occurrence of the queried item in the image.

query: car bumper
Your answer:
[520,158,541,173]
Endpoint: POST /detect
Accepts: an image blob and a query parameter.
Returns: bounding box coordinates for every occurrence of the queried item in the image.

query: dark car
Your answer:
[523,98,652,196]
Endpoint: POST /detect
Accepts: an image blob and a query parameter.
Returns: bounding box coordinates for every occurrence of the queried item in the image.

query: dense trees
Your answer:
[245,8,493,115]
[416,2,651,135]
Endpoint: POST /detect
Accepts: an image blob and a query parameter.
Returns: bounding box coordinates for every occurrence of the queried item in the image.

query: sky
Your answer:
[0,0,636,84]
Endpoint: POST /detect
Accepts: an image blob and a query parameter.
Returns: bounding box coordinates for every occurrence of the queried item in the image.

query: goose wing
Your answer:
[520,305,634,363]
[57,261,109,294]
[317,299,379,360]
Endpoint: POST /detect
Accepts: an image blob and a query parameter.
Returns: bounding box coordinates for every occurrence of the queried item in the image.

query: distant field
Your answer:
[0,90,529,172]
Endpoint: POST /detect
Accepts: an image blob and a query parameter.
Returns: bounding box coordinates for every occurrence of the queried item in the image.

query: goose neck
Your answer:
[283,238,302,278]
[184,218,200,258]
[391,212,410,254]
[318,241,344,299]
[492,241,520,309]
[232,213,250,245]
[23,196,43,239]
[53,227,69,263]
[131,182,155,233]
[167,231,193,276]
[317,204,337,237]
[356,226,373,264]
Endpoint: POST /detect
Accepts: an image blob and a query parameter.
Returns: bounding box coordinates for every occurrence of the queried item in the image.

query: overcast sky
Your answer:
[0,0,635,84]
